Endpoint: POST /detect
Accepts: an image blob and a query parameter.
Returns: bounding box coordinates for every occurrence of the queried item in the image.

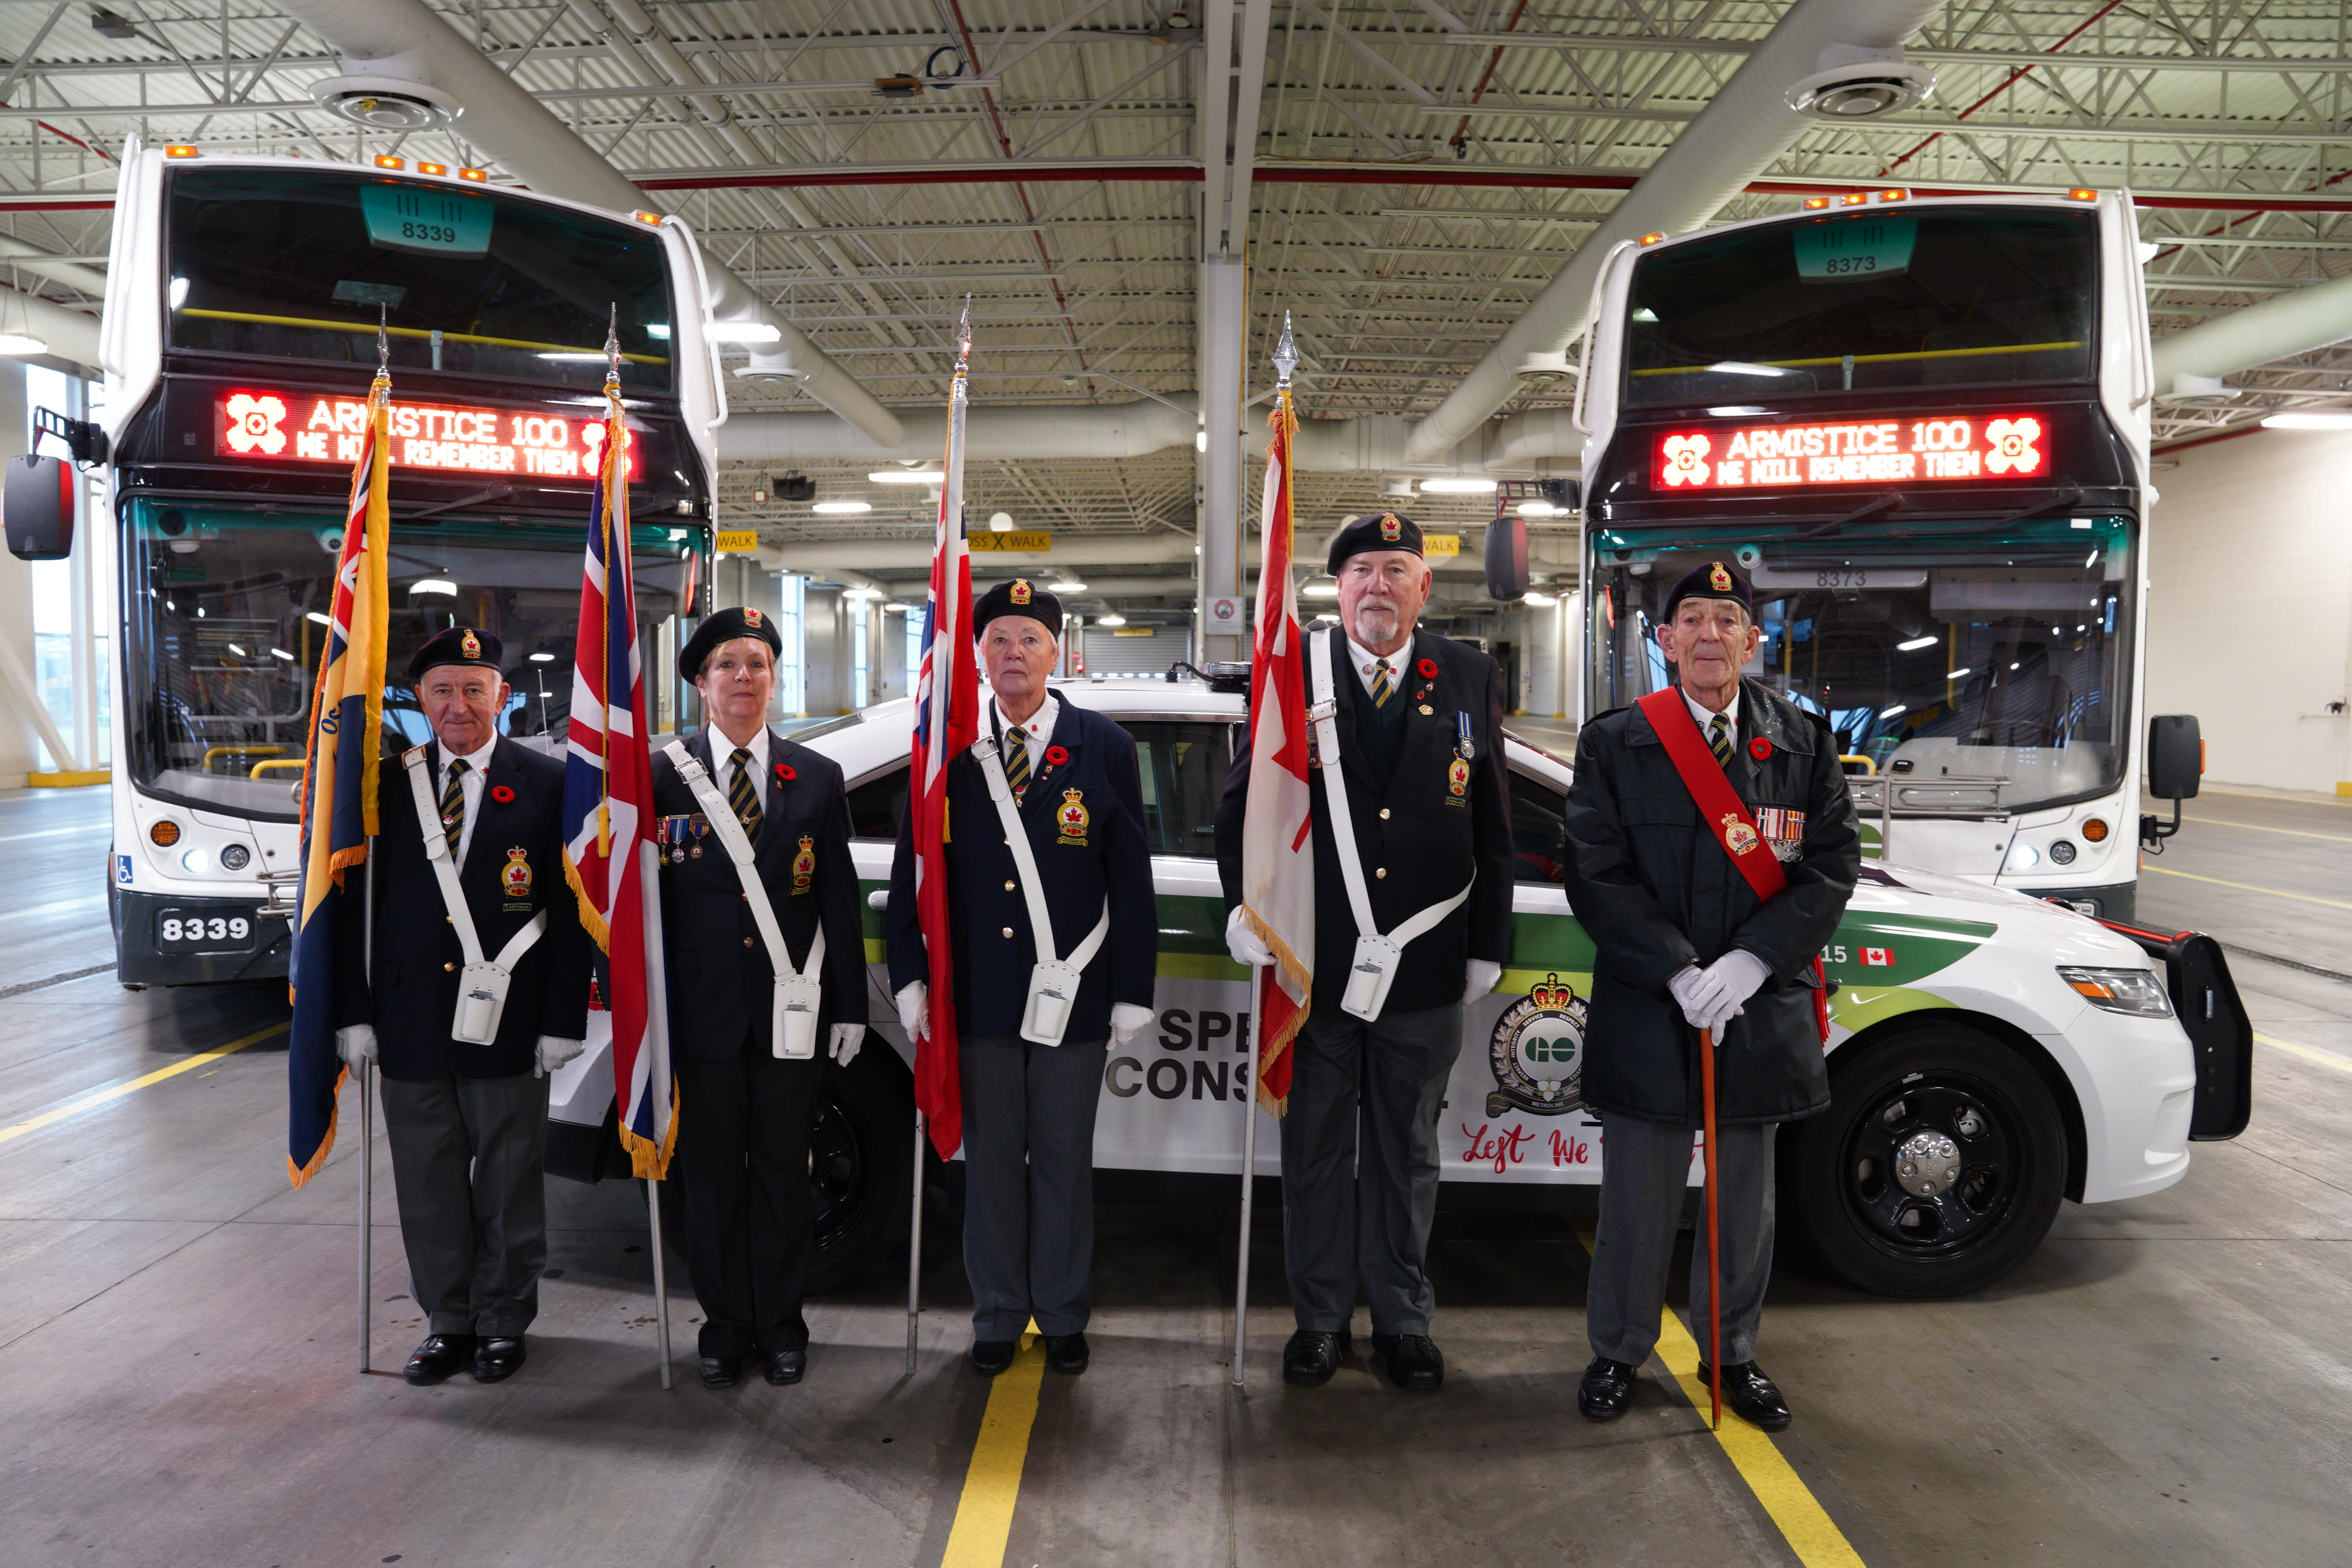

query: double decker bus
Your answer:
[1576,189,2187,921]
[95,143,722,985]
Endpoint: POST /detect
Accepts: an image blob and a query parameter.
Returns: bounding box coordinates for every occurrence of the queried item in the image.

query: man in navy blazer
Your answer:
[333,625,591,1388]
[887,579,1156,1378]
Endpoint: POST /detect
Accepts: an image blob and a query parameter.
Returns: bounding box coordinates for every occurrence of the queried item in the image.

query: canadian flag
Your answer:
[1861,947,1893,966]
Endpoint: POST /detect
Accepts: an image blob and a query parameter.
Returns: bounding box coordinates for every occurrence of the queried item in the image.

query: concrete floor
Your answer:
[3,781,2349,1567]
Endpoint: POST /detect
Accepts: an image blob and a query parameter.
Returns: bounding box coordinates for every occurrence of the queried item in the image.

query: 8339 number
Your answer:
[157,910,255,951]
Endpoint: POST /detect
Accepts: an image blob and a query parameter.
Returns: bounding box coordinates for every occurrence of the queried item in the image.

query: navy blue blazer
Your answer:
[649,727,869,1063]
[886,693,1156,1042]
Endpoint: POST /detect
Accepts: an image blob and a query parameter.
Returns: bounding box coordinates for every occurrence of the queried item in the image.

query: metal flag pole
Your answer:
[1231,1004,1258,1387]
[1700,1025,1723,1431]
[357,311,391,1376]
[906,1107,925,1375]
[638,835,676,1391]
[645,1180,673,1391]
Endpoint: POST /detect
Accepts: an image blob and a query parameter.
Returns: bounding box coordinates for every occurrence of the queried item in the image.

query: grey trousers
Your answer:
[379,1069,549,1339]
[1280,1003,1464,1337]
[1586,1112,1776,1368]
[960,1034,1109,1342]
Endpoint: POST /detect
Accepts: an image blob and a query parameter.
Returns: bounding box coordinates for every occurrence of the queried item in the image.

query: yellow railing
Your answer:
[1839,754,1879,775]
[250,758,308,779]
[203,744,286,769]
[177,307,669,366]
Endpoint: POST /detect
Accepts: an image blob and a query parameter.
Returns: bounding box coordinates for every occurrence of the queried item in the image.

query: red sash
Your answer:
[1634,688,1830,1042]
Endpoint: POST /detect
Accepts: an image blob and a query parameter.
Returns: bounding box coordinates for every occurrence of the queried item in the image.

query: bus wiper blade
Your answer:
[400,485,514,523]
[1944,486,2088,537]
[1794,492,1905,540]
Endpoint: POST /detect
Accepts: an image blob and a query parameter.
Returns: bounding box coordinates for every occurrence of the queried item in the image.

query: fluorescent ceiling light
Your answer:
[869,469,943,484]
[529,651,556,663]
[538,351,607,362]
[408,578,458,597]
[1419,476,1496,493]
[226,644,247,657]
[644,324,670,340]
[842,586,884,601]
[0,333,48,355]
[1516,500,1557,517]
[1051,580,1088,593]
[305,611,332,627]
[1896,635,1938,651]
[1195,431,1207,452]
[1314,612,1339,623]
[2260,411,2352,429]
[1707,405,1767,416]
[1301,580,1340,599]
[1523,592,1558,607]
[884,602,912,613]
[1948,667,1972,679]
[705,321,783,344]
[270,647,293,660]
[1097,612,1127,626]
[1879,703,1906,719]
[169,277,190,308]
[811,500,871,514]
[1708,361,1788,378]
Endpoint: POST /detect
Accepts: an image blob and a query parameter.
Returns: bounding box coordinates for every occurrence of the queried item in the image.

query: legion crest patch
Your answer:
[743,607,763,628]
[1720,813,1762,856]
[1056,788,1091,846]
[1010,578,1033,605]
[501,847,532,898]
[1708,561,1733,592]
[792,834,815,894]
[1379,514,1402,541]
[1446,755,1470,804]
[1486,972,1590,1117]
[460,628,482,659]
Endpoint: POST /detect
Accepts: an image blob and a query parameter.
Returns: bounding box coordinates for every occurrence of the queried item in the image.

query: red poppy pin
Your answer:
[774,762,796,782]
[1045,745,1069,766]
[490,784,516,803]
[1748,737,1772,761]
[1417,658,1438,679]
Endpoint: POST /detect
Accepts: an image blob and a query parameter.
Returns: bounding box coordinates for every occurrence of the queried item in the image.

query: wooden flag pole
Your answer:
[1700,1024,1722,1431]
[1231,990,1260,1386]
[907,1107,926,1374]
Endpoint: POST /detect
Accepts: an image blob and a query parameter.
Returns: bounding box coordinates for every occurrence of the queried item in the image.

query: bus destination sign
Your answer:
[215,389,638,480]
[1654,414,2046,491]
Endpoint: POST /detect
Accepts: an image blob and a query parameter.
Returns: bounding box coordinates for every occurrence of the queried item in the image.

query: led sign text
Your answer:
[216,391,637,480]
[1654,415,2045,490]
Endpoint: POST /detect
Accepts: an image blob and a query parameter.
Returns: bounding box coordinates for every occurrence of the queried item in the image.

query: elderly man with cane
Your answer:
[1562,560,1859,1430]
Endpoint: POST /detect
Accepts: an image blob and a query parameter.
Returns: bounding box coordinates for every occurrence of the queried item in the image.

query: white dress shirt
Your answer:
[1344,632,1414,700]
[1683,683,1741,745]
[710,724,772,811]
[436,735,498,869]
[993,693,1058,767]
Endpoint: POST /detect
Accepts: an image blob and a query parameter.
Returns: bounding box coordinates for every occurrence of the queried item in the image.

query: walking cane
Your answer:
[1699,1024,1722,1432]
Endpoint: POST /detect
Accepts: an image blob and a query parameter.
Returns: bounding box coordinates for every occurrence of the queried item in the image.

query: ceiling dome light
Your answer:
[310,74,463,131]
[1784,54,1935,120]
[1097,612,1127,627]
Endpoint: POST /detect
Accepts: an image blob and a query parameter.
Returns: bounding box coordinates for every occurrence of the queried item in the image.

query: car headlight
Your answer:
[2057,966,2173,1018]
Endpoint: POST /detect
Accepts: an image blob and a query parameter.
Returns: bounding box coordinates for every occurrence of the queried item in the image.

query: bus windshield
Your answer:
[122,501,701,820]
[1623,207,2097,410]
[166,166,675,396]
[1588,513,2133,814]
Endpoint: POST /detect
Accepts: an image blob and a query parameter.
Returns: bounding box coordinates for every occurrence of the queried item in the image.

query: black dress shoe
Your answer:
[1281,1329,1349,1388]
[1578,1356,1637,1422]
[969,1339,1017,1377]
[699,1353,743,1389]
[471,1336,526,1383]
[764,1349,806,1386]
[1371,1333,1444,1391]
[1044,1333,1089,1375]
[1697,1361,1791,1431]
[402,1333,476,1386]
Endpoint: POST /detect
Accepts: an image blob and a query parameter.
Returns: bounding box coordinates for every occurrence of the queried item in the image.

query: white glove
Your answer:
[829,1022,865,1065]
[335,1024,378,1068]
[1224,906,1275,967]
[1673,950,1772,1036]
[896,980,929,1042]
[534,1036,586,1076]
[1461,959,1502,1006]
[1110,1003,1154,1046]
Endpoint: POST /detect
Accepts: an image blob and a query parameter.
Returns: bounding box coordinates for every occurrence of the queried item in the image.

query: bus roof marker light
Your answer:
[1638,231,1666,246]
[1840,192,1869,206]
[633,210,664,226]
[415,161,446,176]
[1803,197,1832,210]
[458,167,488,182]
[2067,188,2099,201]
[1878,188,1910,202]
[373,155,404,170]
[164,144,199,158]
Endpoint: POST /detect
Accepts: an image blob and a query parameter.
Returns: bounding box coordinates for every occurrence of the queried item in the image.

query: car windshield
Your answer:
[1588,513,2134,814]
[122,500,700,820]
[1622,206,2097,410]
[166,166,674,395]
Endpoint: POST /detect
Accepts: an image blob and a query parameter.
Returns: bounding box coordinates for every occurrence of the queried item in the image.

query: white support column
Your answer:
[1197,255,1247,664]
[66,375,97,771]
[0,363,38,786]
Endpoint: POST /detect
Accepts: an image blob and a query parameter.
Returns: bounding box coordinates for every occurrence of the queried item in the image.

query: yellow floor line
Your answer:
[2182,816,2352,844]
[2255,1031,2352,1077]
[0,1021,287,1146]
[939,1325,1048,1568]
[1575,1220,1866,1568]
[2142,865,2352,912]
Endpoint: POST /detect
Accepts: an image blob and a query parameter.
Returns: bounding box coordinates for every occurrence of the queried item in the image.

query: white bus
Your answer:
[82,143,722,986]
[1573,189,2191,924]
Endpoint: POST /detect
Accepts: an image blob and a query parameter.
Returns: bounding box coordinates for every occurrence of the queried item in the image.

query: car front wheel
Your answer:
[1785,1022,2068,1298]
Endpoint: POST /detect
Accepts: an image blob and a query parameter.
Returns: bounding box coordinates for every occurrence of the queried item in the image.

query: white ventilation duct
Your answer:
[1399,0,1948,464]
[274,0,902,448]
[0,289,100,366]
[2151,272,2352,400]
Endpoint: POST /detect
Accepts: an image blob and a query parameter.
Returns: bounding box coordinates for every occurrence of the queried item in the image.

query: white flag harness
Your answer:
[972,725,1110,1047]
[1307,627,1472,1020]
[402,748,547,1046]
[663,739,826,1059]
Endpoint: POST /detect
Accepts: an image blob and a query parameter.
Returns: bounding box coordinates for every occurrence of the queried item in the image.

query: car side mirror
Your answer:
[3,454,74,561]
[2140,714,2202,849]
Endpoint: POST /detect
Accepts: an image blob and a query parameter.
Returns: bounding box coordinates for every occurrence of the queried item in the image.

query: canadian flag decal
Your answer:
[1861,947,1893,966]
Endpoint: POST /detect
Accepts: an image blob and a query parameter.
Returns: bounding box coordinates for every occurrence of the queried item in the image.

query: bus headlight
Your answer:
[219,844,251,871]
[2057,967,2173,1018]
[2007,840,2041,871]
[2048,839,2077,865]
[180,847,210,875]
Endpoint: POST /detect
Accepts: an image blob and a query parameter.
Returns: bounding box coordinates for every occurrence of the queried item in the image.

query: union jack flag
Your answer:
[562,385,674,1178]
[909,306,980,1159]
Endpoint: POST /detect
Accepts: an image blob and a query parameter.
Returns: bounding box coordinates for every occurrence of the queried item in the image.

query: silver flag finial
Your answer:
[955,295,973,368]
[604,303,621,388]
[376,305,390,378]
[1272,310,1297,391]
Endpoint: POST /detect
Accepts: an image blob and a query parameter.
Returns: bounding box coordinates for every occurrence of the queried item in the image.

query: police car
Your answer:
[547,675,2251,1300]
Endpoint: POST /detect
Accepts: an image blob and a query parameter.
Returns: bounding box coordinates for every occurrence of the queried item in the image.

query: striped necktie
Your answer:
[728,746,761,834]
[1708,712,1735,770]
[1370,659,1394,708]
[438,758,468,856]
[1003,728,1030,801]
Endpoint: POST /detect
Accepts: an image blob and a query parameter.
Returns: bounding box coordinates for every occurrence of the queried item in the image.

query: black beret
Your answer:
[974,578,1064,639]
[1663,559,1754,621]
[679,604,784,679]
[1326,511,1424,574]
[405,624,503,685]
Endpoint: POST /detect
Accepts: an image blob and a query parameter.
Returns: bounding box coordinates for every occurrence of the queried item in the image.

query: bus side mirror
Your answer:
[3,454,74,561]
[1484,512,1529,600]
[2140,714,2201,849]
